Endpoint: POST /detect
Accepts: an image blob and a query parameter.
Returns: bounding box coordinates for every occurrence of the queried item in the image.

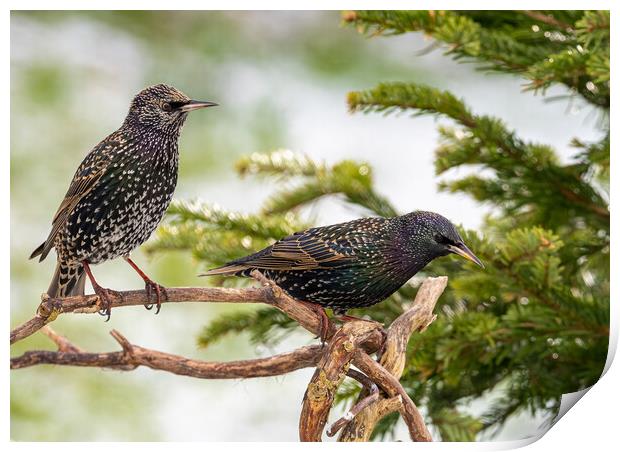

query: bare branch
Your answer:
[10,271,341,345]
[12,329,323,378]
[41,326,83,353]
[327,369,379,437]
[298,320,382,441]
[11,275,448,442]
[11,316,48,345]
[339,276,447,442]
[353,351,432,442]
[331,395,403,439]
[379,276,447,377]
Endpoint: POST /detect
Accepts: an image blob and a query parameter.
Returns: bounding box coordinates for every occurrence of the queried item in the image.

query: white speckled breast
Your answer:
[57,132,179,265]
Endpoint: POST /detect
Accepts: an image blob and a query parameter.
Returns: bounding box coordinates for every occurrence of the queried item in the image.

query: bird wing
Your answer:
[205,218,388,275]
[30,138,116,261]
[52,161,107,224]
[257,230,355,270]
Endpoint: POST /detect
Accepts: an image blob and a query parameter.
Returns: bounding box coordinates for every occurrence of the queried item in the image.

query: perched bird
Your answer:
[205,211,483,338]
[31,84,217,319]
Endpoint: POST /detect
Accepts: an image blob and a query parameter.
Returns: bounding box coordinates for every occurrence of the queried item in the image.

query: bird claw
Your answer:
[144,281,168,314]
[298,300,331,344]
[317,312,330,345]
[94,285,123,321]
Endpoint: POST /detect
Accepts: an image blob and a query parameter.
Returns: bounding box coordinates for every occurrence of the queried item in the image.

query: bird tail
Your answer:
[30,242,46,260]
[47,262,86,298]
[30,237,55,262]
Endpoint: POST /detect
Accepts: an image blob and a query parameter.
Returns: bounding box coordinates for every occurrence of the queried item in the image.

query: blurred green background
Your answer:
[10,11,600,441]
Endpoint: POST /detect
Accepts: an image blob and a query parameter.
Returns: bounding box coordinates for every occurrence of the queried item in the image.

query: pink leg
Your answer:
[124,256,168,314]
[82,261,123,321]
[298,300,331,344]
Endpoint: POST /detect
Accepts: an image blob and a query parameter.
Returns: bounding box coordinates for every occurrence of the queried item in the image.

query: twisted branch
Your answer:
[298,319,382,441]
[327,369,379,437]
[352,350,432,441]
[297,276,446,441]
[10,274,448,442]
[12,328,323,378]
[338,276,447,442]
[10,271,343,345]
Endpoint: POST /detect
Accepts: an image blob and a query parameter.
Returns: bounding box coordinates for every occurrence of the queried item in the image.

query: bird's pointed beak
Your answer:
[179,100,219,112]
[447,242,485,268]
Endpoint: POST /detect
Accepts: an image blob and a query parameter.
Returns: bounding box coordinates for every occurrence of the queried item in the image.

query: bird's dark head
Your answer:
[125,84,217,134]
[400,211,484,268]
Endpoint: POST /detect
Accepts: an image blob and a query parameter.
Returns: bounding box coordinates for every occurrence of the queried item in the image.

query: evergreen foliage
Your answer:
[147,10,609,440]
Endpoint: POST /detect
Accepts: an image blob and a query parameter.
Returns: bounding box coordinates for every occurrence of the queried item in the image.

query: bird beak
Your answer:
[179,100,219,112]
[447,242,485,268]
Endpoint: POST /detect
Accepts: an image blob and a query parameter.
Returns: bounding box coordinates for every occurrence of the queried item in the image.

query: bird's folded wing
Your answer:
[233,230,358,271]
[32,145,111,261]
[52,164,106,224]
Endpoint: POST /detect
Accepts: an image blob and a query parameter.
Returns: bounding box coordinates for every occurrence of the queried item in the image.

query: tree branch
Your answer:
[338,276,447,442]
[298,319,383,441]
[327,369,380,437]
[522,10,572,30]
[11,274,448,442]
[353,350,432,441]
[12,328,323,378]
[10,270,345,345]
[40,326,83,353]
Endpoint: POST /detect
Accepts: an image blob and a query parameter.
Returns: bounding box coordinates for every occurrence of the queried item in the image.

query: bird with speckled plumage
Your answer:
[205,211,483,338]
[31,84,217,319]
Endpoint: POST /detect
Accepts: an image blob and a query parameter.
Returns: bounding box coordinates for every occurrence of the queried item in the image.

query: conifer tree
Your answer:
[148,11,609,440]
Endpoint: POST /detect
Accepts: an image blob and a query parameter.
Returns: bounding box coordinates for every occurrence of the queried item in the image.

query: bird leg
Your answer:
[81,261,123,321]
[298,300,331,344]
[123,256,168,314]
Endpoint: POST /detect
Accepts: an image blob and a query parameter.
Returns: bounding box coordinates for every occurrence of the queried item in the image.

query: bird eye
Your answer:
[162,102,172,112]
[434,234,450,245]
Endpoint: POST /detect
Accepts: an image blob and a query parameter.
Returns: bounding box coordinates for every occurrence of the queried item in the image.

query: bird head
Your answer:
[125,84,217,134]
[401,211,484,268]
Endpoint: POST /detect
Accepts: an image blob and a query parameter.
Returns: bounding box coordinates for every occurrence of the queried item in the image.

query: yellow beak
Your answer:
[447,243,485,268]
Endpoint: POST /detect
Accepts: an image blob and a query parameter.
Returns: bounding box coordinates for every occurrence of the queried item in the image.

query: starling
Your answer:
[30,84,217,318]
[205,211,483,337]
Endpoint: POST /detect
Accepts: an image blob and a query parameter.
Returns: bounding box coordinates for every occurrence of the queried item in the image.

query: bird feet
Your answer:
[81,261,122,321]
[92,283,123,321]
[298,300,331,344]
[144,280,168,314]
[316,309,331,345]
[123,256,167,314]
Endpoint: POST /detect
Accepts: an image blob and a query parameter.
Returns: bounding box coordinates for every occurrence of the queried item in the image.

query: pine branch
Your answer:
[344,10,609,108]
[348,82,609,224]
[343,11,551,72]
[522,11,572,30]
[431,408,484,441]
[237,151,398,217]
